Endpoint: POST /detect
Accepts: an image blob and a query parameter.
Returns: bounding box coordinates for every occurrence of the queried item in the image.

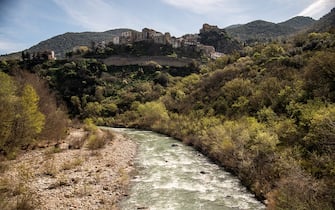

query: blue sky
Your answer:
[1,0,334,55]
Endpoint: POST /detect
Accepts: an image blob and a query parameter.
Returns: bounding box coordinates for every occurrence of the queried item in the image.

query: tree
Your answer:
[303,105,335,154]
[0,72,17,152]
[137,101,169,129]
[13,85,45,146]
[304,51,335,100]
[261,43,285,58]
[0,73,45,155]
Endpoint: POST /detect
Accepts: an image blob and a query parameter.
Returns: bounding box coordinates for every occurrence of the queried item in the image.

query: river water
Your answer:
[114,128,265,210]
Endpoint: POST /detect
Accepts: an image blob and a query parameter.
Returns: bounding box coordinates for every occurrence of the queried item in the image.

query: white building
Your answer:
[112,36,120,45]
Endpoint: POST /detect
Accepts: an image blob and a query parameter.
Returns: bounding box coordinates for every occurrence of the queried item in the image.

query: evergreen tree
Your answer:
[17,84,45,143]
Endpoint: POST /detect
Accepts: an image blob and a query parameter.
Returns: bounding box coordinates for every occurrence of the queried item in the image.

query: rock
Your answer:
[171,143,179,147]
[137,206,149,210]
[47,183,58,190]
[200,171,207,174]
[71,178,79,184]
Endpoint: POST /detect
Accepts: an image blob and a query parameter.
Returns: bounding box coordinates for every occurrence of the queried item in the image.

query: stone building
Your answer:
[170,37,182,48]
[197,44,215,56]
[24,50,56,61]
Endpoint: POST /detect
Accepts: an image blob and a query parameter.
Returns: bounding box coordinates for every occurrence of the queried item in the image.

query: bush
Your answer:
[86,134,102,150]
[83,118,98,132]
[85,128,114,150]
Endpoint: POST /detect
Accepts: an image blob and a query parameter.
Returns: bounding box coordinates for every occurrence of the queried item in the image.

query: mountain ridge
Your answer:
[225,16,316,43]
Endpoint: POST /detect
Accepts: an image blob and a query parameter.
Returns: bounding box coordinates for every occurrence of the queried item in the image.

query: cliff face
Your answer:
[199,24,242,54]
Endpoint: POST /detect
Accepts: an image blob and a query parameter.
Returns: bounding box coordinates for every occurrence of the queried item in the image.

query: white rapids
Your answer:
[113,128,266,210]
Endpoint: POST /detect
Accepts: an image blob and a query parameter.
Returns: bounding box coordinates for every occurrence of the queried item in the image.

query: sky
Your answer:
[0,0,334,55]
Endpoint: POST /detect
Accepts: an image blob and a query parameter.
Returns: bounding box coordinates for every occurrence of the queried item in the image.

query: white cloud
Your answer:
[162,0,242,14]
[298,0,335,18]
[0,40,28,54]
[52,0,144,31]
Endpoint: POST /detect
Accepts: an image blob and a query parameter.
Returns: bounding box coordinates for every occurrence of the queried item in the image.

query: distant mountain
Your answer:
[28,29,133,58]
[224,24,243,30]
[225,16,315,43]
[308,7,335,32]
[279,16,315,30]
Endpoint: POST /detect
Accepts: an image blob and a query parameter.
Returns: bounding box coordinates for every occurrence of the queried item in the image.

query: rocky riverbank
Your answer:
[0,128,137,210]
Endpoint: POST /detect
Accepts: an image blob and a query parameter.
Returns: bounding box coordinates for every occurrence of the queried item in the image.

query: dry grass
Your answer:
[61,157,83,171]
[74,182,93,197]
[0,164,40,210]
[86,134,107,150]
[86,129,115,151]
[44,146,62,157]
[42,157,58,177]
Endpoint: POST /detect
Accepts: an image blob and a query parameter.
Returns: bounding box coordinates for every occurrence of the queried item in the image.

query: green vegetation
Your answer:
[0,72,44,157]
[38,31,333,208]
[0,64,68,158]
[1,19,335,208]
[226,17,316,44]
[84,118,114,150]
[85,41,182,58]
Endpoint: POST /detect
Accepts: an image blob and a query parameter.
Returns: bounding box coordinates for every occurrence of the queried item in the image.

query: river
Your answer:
[113,128,265,210]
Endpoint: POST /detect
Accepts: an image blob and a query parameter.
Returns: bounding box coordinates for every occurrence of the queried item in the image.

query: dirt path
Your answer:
[0,128,136,210]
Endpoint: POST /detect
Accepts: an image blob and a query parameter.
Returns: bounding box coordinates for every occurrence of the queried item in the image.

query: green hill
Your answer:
[278,16,315,30]
[226,17,315,43]
[28,29,133,58]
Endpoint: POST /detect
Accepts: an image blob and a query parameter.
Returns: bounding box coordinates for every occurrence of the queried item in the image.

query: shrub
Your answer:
[61,157,83,171]
[86,134,102,150]
[83,118,98,132]
[0,164,40,209]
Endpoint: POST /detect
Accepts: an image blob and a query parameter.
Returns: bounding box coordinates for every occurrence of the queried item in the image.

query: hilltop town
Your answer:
[88,24,226,60]
[6,23,240,61]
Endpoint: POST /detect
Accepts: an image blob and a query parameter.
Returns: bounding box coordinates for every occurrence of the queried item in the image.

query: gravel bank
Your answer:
[0,128,137,210]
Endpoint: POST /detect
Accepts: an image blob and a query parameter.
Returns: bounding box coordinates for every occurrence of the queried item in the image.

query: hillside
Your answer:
[28,29,132,58]
[278,16,315,30]
[308,7,335,32]
[226,17,315,43]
